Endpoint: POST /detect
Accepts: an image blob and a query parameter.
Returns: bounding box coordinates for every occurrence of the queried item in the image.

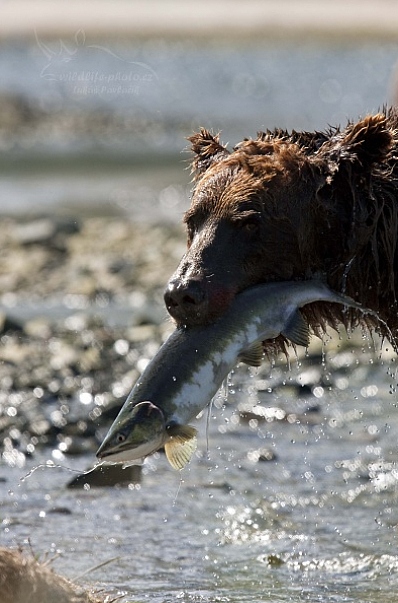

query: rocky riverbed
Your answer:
[0,215,186,478]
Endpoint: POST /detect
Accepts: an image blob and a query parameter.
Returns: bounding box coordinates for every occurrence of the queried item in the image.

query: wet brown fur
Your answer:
[166,109,398,353]
[0,547,105,603]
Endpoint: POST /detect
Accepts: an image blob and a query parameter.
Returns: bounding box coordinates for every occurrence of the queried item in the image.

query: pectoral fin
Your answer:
[164,424,198,470]
[238,341,264,367]
[281,310,310,347]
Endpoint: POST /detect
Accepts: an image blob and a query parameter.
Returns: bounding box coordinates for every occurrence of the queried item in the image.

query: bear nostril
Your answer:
[181,281,205,306]
[182,293,199,305]
[164,286,178,308]
[164,279,205,312]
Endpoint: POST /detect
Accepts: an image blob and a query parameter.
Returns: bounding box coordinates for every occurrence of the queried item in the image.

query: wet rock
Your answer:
[265,554,285,567]
[289,404,324,426]
[55,435,97,456]
[0,312,23,334]
[47,506,73,515]
[127,324,158,342]
[78,348,102,372]
[98,400,125,422]
[201,482,233,493]
[30,418,52,437]
[239,404,286,424]
[13,219,57,246]
[247,448,277,463]
[0,338,32,364]
[23,317,53,339]
[67,463,141,488]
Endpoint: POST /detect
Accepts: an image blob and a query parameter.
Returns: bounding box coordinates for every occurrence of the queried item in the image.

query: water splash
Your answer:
[341,256,356,294]
[19,460,96,483]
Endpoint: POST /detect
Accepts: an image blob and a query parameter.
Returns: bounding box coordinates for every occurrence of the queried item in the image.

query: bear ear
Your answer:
[187,128,230,179]
[317,114,392,174]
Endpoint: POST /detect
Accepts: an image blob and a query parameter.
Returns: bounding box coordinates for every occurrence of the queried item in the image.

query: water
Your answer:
[2,346,398,602]
[1,38,398,216]
[2,35,398,601]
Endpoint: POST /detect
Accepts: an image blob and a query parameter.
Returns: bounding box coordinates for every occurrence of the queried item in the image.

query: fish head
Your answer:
[96,401,166,464]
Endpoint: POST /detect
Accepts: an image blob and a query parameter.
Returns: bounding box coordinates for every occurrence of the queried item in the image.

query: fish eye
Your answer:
[116,433,126,444]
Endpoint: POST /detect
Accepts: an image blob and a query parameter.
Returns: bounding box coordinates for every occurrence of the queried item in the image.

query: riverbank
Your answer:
[2,0,398,43]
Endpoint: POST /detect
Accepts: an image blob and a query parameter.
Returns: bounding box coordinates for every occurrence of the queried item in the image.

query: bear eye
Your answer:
[242,220,258,232]
[236,215,260,234]
[185,214,205,246]
[186,219,196,241]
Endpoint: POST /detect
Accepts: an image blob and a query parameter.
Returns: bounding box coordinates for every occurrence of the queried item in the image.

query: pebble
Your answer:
[247,448,277,463]
[0,312,23,334]
[13,219,57,246]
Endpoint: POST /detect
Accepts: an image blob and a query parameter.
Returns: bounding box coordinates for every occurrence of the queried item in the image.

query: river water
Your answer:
[1,37,398,218]
[2,36,398,602]
[2,338,398,602]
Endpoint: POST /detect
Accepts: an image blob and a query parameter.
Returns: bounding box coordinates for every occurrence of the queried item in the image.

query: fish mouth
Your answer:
[95,401,166,463]
[96,434,165,464]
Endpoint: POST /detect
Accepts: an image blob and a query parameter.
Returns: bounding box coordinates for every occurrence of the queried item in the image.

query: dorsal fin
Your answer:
[281,310,310,347]
[238,341,264,367]
[164,424,198,470]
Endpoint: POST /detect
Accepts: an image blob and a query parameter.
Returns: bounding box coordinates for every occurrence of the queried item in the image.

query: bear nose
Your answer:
[164,278,206,323]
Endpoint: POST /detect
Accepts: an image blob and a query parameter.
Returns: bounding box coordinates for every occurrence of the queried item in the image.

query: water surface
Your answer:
[2,342,398,602]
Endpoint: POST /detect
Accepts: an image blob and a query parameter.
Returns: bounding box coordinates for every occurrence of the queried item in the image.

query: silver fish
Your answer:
[96,281,367,470]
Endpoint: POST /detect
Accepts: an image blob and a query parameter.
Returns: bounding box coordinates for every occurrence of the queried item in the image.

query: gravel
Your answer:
[0,215,184,473]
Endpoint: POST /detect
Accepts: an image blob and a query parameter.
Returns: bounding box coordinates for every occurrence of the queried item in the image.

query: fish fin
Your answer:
[239,341,264,367]
[281,310,310,347]
[164,424,198,470]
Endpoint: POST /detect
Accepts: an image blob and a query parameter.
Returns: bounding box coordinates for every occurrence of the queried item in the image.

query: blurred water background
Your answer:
[2,2,398,602]
[1,2,398,220]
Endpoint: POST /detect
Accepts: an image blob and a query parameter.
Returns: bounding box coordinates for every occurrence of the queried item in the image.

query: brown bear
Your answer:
[164,108,398,353]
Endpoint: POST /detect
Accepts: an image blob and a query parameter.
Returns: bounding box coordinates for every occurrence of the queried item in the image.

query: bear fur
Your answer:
[0,546,103,603]
[164,108,398,353]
